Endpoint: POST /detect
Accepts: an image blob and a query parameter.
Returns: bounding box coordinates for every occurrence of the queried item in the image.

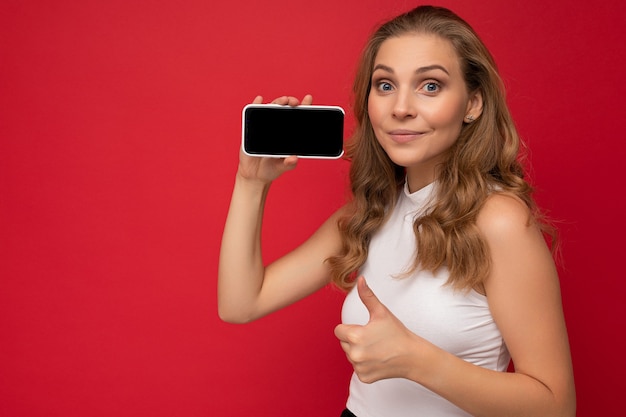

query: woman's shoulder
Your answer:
[476,192,536,242]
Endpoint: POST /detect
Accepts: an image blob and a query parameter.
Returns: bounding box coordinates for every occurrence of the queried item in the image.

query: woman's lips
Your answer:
[388,129,426,144]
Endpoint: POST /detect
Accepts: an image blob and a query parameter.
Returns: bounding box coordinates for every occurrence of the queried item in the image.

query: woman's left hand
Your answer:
[334,276,424,383]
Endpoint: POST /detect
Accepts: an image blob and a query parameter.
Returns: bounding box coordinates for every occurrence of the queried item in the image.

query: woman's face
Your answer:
[367,34,482,192]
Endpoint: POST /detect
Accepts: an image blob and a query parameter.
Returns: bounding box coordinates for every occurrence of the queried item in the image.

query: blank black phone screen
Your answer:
[243,106,344,158]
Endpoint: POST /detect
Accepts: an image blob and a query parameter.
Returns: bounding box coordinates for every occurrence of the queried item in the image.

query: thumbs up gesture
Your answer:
[334,276,423,383]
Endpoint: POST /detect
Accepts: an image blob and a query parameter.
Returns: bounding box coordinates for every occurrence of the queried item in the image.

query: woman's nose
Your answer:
[392,89,417,119]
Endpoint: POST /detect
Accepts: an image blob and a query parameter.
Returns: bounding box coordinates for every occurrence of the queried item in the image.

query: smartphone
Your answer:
[242,104,344,159]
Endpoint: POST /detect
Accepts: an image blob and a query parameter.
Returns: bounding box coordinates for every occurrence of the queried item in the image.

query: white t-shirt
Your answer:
[341,182,510,417]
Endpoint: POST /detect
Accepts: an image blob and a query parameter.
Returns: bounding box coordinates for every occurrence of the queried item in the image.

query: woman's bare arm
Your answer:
[413,194,576,416]
[217,95,344,323]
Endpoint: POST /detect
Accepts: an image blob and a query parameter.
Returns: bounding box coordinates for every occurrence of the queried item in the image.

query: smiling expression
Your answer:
[367,34,482,192]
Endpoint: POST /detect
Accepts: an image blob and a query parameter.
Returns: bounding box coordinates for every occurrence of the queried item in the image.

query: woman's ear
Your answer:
[464,89,483,123]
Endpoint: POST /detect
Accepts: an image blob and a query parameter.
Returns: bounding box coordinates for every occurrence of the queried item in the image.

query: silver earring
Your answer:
[465,115,475,122]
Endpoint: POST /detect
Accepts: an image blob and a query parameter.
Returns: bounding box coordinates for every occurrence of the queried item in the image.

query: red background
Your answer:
[1,0,624,416]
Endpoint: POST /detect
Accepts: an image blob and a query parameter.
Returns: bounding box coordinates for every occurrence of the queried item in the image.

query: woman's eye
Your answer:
[377,81,393,92]
[423,82,440,93]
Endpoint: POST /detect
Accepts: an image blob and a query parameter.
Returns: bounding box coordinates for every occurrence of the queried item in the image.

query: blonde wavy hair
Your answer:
[328,5,554,291]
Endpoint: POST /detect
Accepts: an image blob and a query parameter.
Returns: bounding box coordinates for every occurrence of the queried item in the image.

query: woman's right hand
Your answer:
[237,94,313,184]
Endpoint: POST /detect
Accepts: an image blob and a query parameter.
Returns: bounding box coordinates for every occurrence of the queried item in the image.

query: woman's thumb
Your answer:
[357,276,385,321]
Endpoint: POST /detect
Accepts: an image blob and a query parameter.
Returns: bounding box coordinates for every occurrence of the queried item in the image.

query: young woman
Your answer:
[218,5,575,417]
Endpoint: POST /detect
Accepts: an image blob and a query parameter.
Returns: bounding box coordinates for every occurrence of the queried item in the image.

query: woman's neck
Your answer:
[406,167,436,193]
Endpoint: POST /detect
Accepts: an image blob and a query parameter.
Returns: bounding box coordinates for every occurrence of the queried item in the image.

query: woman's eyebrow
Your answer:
[416,64,449,75]
[372,64,394,73]
[372,63,449,75]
